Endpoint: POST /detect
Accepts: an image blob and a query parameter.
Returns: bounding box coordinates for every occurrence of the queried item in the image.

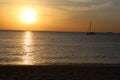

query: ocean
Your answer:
[0,31,120,65]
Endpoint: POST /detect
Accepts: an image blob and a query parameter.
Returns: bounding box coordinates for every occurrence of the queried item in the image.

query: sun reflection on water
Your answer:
[22,31,34,65]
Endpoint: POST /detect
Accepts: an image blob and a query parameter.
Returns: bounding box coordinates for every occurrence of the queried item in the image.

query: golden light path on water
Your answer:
[22,31,34,65]
[21,31,48,65]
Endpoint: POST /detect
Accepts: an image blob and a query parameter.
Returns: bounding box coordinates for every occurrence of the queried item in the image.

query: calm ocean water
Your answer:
[0,31,120,65]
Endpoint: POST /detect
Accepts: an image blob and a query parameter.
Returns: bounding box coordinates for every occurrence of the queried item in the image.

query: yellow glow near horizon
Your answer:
[20,8,36,24]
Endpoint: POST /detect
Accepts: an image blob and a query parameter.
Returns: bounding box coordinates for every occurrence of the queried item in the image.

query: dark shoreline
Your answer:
[0,64,120,80]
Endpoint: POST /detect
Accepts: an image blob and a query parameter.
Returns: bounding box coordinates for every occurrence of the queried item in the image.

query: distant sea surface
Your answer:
[0,31,120,65]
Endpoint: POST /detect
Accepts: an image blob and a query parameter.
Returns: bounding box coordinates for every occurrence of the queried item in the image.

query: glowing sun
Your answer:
[20,8,36,24]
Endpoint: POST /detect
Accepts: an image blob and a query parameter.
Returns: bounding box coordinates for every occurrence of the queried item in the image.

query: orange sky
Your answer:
[0,0,120,32]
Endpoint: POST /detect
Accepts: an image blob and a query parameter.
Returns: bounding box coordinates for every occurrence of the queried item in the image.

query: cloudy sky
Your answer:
[0,0,120,32]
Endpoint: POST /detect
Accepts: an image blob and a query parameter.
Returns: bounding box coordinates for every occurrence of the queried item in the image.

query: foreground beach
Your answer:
[0,64,120,80]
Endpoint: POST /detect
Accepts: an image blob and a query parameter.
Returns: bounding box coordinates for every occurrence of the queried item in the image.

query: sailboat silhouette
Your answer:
[86,22,96,35]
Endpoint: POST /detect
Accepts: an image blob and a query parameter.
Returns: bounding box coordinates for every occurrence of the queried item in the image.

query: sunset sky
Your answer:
[0,0,120,32]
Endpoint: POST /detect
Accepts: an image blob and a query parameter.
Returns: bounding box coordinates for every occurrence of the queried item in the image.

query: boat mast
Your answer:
[89,22,91,32]
[86,22,96,35]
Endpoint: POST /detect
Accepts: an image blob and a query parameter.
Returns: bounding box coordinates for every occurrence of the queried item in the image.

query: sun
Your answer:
[20,8,36,24]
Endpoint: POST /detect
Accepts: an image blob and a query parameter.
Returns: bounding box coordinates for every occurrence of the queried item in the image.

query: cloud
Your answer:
[35,0,113,12]
[1,0,120,12]
[57,2,111,11]
[0,0,37,5]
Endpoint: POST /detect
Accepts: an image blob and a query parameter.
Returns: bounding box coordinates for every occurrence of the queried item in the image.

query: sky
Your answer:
[0,0,120,32]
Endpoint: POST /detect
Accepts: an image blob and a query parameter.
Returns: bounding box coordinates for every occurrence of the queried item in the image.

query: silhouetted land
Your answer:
[0,64,120,80]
